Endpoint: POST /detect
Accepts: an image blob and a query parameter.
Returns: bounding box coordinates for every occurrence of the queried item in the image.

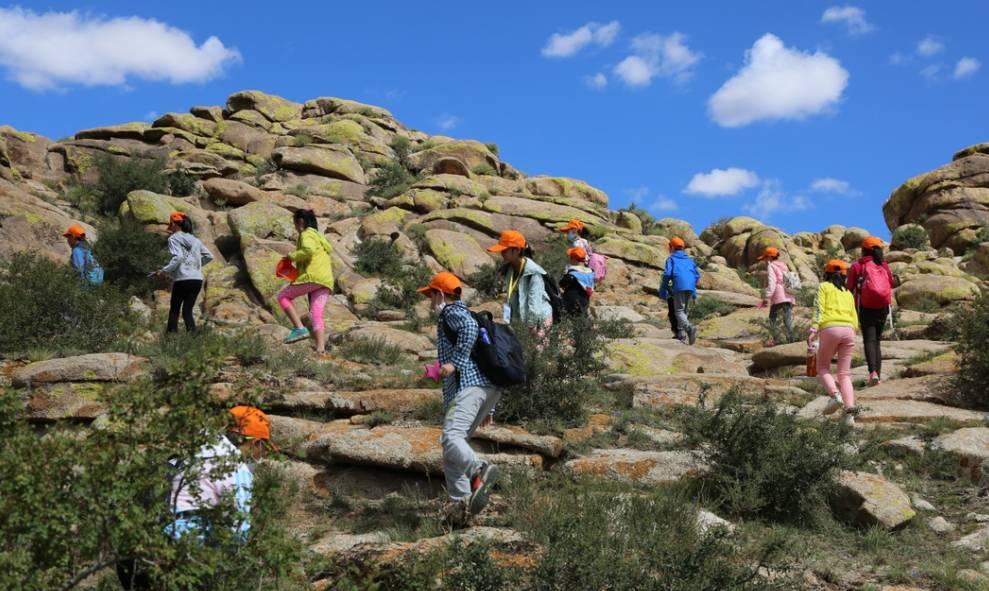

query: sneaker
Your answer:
[468,462,500,516]
[843,406,859,427]
[284,327,310,344]
[687,325,697,346]
[442,498,469,529]
[823,393,843,415]
[869,372,880,386]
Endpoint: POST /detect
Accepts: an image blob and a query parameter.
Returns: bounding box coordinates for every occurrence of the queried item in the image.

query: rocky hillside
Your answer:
[4,90,989,590]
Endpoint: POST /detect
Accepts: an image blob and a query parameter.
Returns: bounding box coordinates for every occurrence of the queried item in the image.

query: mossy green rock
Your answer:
[412,174,488,197]
[744,228,786,266]
[412,189,448,213]
[424,229,492,277]
[242,242,289,302]
[605,338,748,377]
[616,211,643,233]
[273,146,366,184]
[481,196,604,227]
[420,208,499,235]
[524,176,608,207]
[594,236,665,268]
[895,274,980,309]
[721,216,763,240]
[409,140,498,173]
[74,122,149,141]
[124,190,202,226]
[228,202,296,243]
[206,142,246,160]
[652,218,699,243]
[152,113,216,138]
[229,109,274,131]
[226,90,302,122]
[301,97,394,120]
[361,207,411,236]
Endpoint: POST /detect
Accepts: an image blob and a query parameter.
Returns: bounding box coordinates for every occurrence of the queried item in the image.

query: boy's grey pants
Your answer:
[672,291,693,341]
[441,385,501,500]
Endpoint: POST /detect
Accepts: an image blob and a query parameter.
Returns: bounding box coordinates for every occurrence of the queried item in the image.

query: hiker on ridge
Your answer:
[758,246,797,345]
[277,209,334,356]
[153,211,213,333]
[847,236,895,386]
[417,272,500,527]
[809,259,860,426]
[63,224,104,285]
[658,237,699,345]
[487,230,554,336]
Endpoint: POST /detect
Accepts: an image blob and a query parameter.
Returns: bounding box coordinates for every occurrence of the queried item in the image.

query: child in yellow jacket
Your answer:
[809,259,859,425]
[278,209,335,355]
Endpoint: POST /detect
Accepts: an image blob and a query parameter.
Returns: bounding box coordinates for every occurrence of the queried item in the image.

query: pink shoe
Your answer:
[869,372,880,386]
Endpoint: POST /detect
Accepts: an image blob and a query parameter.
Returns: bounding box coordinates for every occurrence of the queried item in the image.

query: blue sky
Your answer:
[2,1,987,237]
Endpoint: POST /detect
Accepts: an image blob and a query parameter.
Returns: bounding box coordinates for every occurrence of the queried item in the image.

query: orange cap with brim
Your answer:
[560,219,585,233]
[487,230,527,253]
[861,236,883,249]
[756,246,780,261]
[417,271,463,296]
[825,259,849,275]
[567,247,587,261]
[63,224,86,239]
[229,405,274,441]
[669,237,685,250]
[169,211,187,224]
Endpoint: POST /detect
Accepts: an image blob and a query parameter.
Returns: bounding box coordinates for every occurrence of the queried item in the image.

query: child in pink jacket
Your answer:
[758,247,796,345]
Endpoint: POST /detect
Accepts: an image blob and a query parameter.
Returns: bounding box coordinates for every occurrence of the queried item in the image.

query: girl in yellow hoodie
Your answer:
[809,259,859,425]
[277,209,335,354]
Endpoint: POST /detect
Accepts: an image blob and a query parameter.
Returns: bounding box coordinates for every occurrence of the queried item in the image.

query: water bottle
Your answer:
[479,327,491,345]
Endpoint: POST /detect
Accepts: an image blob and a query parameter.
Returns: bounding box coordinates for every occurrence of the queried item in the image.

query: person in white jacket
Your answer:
[153,211,214,333]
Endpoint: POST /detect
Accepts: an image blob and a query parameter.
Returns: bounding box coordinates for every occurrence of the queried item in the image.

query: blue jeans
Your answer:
[441,386,501,500]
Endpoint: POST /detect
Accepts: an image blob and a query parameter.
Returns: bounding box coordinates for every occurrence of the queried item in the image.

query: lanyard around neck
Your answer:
[508,258,527,299]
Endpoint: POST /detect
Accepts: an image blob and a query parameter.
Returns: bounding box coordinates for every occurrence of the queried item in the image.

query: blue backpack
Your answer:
[79,246,105,286]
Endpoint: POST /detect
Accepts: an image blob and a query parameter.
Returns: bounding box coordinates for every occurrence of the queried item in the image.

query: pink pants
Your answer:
[817,325,856,408]
[277,283,330,332]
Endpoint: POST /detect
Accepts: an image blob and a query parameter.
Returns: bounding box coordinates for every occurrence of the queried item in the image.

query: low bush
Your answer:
[0,253,136,355]
[93,220,169,296]
[953,292,989,407]
[353,237,404,277]
[467,263,504,300]
[338,336,404,365]
[166,164,199,197]
[484,142,500,156]
[471,163,498,176]
[367,139,415,199]
[90,154,168,214]
[892,225,930,250]
[498,317,628,427]
[391,136,412,168]
[976,224,989,244]
[618,204,659,235]
[535,233,571,279]
[683,392,851,522]
[691,296,737,322]
[371,265,432,317]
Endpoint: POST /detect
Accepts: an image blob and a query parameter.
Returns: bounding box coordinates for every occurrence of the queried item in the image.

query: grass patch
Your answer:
[691,296,737,323]
[338,337,404,365]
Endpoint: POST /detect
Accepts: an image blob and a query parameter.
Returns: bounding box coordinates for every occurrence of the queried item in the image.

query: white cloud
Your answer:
[708,34,849,128]
[541,21,620,58]
[889,52,909,65]
[0,7,240,91]
[810,177,851,194]
[436,113,461,130]
[651,196,678,212]
[613,32,701,86]
[917,35,944,57]
[954,57,981,79]
[920,64,941,81]
[586,72,608,89]
[820,6,875,35]
[745,180,811,220]
[685,167,760,197]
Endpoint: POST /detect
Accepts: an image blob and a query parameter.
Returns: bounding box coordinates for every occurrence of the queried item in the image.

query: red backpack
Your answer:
[857,261,892,309]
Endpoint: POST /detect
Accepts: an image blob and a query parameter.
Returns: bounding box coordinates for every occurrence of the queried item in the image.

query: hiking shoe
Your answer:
[843,406,859,427]
[687,325,697,346]
[869,372,881,386]
[823,393,843,415]
[284,327,310,344]
[468,462,500,516]
[442,498,469,529]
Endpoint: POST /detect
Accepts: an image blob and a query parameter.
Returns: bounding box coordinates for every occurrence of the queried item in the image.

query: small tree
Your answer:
[891,224,930,250]
[91,154,168,214]
[93,220,170,296]
[953,294,989,407]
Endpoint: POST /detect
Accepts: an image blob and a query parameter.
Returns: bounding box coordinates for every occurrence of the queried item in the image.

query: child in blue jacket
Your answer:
[658,237,700,345]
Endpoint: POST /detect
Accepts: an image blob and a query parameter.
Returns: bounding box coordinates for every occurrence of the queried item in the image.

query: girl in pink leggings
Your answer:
[808,259,860,426]
[278,209,335,355]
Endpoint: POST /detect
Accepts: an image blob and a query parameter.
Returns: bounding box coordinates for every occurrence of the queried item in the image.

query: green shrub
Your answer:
[0,253,136,355]
[367,159,414,199]
[286,184,309,197]
[953,293,989,406]
[371,265,432,316]
[391,136,412,168]
[338,337,404,365]
[976,225,989,244]
[892,225,930,250]
[90,154,168,214]
[166,164,199,197]
[910,294,941,313]
[535,233,571,279]
[691,296,737,322]
[683,392,851,522]
[498,317,628,427]
[405,223,428,249]
[253,157,279,182]
[92,220,169,296]
[353,237,404,277]
[63,182,101,213]
[484,142,500,156]
[467,263,504,300]
[470,163,498,176]
[796,284,817,307]
[618,204,659,235]
[0,340,304,590]
[292,134,312,147]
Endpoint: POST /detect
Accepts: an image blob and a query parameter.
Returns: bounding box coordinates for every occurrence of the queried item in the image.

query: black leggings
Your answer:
[859,306,888,376]
[666,298,678,335]
[167,279,203,333]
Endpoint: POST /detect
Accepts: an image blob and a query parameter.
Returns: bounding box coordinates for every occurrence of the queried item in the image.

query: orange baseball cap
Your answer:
[825,259,849,274]
[669,237,685,250]
[487,230,527,253]
[169,211,187,223]
[417,271,463,296]
[63,224,86,239]
[560,219,585,232]
[567,247,587,261]
[861,236,883,249]
[756,246,780,261]
[229,405,272,441]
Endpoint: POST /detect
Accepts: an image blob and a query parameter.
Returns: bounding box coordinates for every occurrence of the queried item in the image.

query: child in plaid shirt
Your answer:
[418,272,501,527]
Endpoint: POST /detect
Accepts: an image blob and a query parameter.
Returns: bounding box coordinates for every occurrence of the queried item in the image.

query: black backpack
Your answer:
[540,273,565,323]
[442,309,527,388]
[558,272,590,318]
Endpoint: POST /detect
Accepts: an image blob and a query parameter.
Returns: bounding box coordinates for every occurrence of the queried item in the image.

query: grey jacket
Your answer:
[161,232,213,282]
[507,258,553,325]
